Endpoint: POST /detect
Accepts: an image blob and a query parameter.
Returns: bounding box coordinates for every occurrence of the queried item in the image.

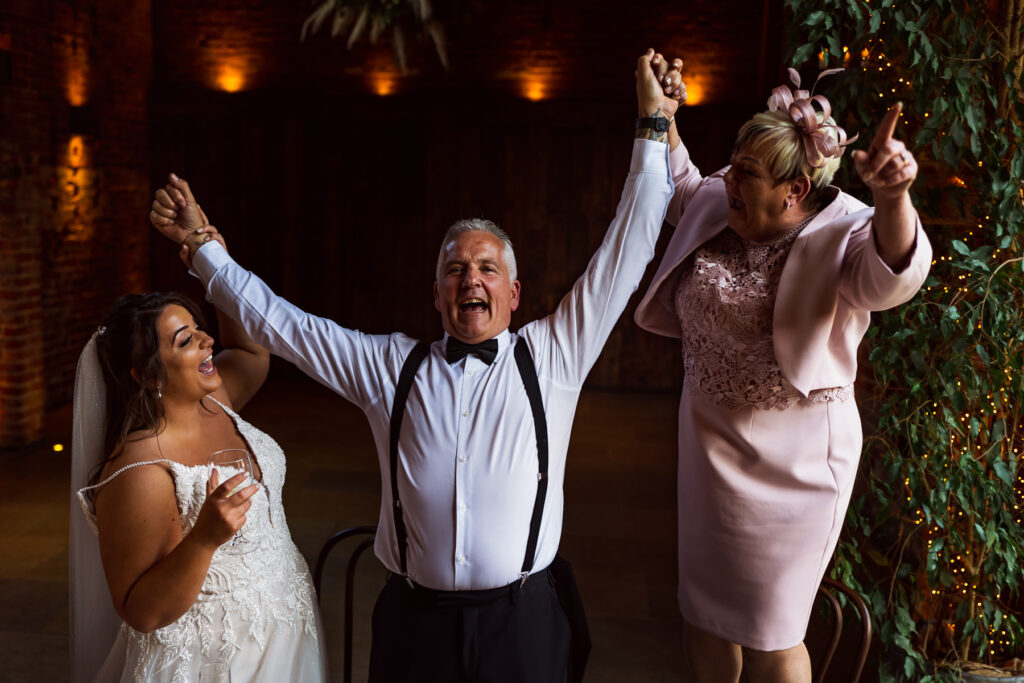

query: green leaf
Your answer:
[966,104,986,133]
[805,10,828,26]
[976,344,991,364]
[993,459,1012,485]
[951,119,966,146]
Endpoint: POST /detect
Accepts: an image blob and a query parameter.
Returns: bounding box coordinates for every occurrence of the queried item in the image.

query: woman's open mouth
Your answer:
[199,354,216,375]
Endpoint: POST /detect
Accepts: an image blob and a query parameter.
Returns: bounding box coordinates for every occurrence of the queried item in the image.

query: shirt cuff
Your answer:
[630,138,669,173]
[191,240,232,286]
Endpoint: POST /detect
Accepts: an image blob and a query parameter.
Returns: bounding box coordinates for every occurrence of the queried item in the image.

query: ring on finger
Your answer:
[898,151,909,167]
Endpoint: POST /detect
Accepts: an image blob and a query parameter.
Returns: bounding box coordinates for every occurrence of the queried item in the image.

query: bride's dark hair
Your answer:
[93,292,206,476]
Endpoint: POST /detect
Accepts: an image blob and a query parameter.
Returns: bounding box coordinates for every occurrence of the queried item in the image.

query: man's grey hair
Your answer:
[435,218,518,285]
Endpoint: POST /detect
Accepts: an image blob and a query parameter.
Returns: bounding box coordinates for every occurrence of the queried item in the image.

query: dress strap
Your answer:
[75,459,176,534]
[77,458,177,495]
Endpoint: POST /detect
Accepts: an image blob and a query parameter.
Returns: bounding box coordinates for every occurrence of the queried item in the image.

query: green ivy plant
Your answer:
[786,0,1024,680]
[300,0,450,74]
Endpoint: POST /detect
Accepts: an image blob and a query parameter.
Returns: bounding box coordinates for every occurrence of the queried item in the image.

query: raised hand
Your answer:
[189,470,259,551]
[656,56,687,106]
[636,49,680,120]
[150,174,208,245]
[852,102,917,202]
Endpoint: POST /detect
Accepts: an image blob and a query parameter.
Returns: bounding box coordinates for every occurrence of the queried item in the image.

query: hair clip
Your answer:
[766,68,858,169]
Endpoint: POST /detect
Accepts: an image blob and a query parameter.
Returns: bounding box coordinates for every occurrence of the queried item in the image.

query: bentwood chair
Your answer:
[313,525,379,683]
[812,577,873,683]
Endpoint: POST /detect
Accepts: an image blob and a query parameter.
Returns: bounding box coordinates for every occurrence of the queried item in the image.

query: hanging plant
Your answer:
[300,0,449,74]
[787,0,1024,680]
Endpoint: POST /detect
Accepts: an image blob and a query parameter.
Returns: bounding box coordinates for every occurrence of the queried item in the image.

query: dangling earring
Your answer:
[784,199,792,210]
[157,386,163,399]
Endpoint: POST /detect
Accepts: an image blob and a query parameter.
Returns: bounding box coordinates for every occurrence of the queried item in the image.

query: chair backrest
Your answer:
[313,525,378,683]
[812,577,873,683]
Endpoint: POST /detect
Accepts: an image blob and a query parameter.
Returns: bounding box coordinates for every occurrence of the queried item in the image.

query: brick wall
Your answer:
[146,0,785,392]
[0,0,152,446]
[0,0,784,444]
[152,0,782,104]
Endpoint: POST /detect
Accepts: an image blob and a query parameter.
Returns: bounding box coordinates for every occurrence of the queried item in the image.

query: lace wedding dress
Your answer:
[77,400,325,683]
[671,227,863,652]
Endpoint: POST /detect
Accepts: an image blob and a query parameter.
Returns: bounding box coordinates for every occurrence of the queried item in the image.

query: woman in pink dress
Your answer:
[634,59,932,681]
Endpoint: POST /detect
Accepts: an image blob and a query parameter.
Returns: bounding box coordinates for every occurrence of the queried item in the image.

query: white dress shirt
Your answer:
[192,139,672,590]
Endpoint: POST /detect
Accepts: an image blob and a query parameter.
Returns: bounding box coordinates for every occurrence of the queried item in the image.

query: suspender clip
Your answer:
[405,575,415,589]
[519,571,530,588]
[537,472,546,481]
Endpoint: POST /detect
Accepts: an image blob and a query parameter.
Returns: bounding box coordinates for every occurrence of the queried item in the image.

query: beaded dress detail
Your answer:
[675,227,852,410]
[77,399,324,683]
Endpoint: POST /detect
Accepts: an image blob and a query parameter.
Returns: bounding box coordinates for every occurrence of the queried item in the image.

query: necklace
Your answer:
[741,211,819,272]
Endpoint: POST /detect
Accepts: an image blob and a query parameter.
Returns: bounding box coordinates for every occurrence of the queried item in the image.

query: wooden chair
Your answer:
[812,577,873,683]
[313,525,378,683]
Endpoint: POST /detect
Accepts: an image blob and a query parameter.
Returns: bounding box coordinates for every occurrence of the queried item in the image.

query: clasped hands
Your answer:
[150,175,225,269]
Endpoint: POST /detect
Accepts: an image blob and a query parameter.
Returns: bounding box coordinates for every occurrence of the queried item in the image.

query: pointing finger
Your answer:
[871,102,902,153]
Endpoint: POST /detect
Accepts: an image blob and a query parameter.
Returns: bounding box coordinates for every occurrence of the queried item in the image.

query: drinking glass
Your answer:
[199,660,231,682]
[207,448,258,554]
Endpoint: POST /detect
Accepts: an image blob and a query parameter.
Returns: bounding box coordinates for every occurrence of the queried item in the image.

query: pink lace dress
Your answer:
[674,227,862,651]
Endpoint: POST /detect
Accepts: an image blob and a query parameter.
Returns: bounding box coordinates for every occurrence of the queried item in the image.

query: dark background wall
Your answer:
[1,0,786,446]
[0,0,151,446]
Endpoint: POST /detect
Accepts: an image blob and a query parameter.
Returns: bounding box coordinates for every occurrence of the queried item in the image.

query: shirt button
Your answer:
[459,456,467,463]
[462,410,470,417]
[458,554,466,564]
[458,503,467,512]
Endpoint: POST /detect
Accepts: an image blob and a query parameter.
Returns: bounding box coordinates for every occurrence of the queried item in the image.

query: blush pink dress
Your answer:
[674,226,862,651]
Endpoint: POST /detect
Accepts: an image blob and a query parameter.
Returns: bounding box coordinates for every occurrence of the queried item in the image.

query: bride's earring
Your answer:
[784,199,792,210]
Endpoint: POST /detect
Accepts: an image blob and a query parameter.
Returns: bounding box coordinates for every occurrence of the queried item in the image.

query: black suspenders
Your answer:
[388,337,549,584]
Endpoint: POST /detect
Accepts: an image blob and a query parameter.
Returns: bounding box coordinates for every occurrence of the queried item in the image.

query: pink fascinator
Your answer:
[767,67,859,169]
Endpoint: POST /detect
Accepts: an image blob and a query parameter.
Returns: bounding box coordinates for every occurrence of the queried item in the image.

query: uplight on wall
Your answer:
[214,61,248,92]
[372,76,396,96]
[522,79,547,101]
[682,78,705,106]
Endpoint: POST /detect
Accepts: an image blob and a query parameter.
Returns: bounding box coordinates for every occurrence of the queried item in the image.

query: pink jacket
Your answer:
[634,143,933,397]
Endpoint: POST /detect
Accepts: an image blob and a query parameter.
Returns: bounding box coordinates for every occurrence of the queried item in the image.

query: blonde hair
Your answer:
[733,110,842,197]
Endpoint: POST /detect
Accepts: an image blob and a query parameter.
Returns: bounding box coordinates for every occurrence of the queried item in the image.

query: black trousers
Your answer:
[368,570,571,683]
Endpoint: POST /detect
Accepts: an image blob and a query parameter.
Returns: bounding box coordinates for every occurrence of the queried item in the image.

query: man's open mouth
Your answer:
[459,298,488,313]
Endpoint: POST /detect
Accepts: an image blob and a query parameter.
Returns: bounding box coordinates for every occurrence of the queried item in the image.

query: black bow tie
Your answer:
[445,338,499,365]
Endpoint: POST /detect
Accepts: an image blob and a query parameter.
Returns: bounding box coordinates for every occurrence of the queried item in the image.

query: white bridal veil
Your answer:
[69,332,120,682]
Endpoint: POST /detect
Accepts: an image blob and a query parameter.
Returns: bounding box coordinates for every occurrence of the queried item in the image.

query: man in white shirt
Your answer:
[151,51,679,683]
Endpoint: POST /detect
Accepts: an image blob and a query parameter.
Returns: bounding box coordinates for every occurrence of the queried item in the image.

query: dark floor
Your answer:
[0,373,692,683]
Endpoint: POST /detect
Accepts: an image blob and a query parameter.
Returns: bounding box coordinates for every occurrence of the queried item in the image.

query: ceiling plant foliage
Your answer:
[300,0,453,73]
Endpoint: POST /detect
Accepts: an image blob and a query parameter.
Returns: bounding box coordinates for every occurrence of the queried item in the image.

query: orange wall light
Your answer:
[523,78,547,101]
[682,78,705,106]
[215,61,248,93]
[372,76,396,96]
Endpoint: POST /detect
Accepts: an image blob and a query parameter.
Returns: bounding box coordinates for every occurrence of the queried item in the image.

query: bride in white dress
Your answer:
[69,291,325,683]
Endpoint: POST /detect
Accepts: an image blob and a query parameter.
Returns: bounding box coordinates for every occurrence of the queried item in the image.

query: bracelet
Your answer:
[635,115,673,132]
